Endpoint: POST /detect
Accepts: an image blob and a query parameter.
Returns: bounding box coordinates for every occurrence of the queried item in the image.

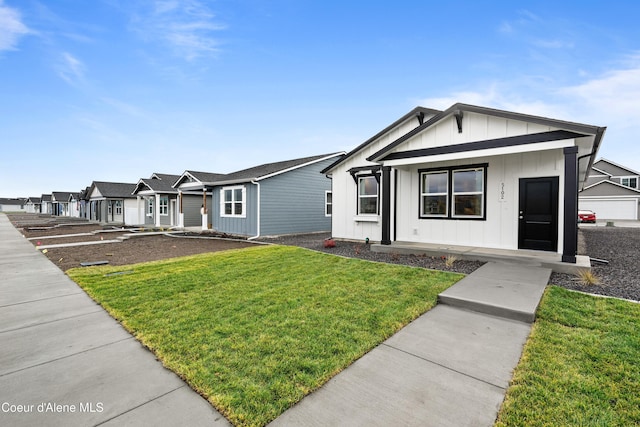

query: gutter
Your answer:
[247,180,261,240]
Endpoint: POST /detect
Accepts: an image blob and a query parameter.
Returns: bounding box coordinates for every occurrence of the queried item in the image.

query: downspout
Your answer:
[248,180,261,240]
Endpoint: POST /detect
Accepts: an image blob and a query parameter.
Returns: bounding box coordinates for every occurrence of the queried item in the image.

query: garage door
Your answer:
[579,199,638,220]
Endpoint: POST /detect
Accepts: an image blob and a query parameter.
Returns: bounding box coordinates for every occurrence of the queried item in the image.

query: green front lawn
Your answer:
[496,286,640,426]
[68,245,462,426]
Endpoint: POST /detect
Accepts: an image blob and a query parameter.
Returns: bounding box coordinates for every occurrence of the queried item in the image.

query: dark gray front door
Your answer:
[518,177,559,251]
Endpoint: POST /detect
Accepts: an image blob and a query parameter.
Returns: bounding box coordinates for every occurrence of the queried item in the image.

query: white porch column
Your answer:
[155,194,161,227]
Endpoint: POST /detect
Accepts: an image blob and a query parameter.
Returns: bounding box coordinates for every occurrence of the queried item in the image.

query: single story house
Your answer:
[24,197,41,213]
[41,194,52,215]
[132,173,181,227]
[51,192,75,216]
[579,158,640,220]
[87,181,139,225]
[68,192,81,218]
[322,103,606,264]
[0,198,27,212]
[173,152,344,237]
[172,171,226,228]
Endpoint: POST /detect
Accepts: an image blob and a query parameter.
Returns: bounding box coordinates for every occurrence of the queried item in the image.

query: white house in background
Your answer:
[41,194,52,215]
[579,158,640,220]
[132,173,181,227]
[68,192,81,217]
[322,103,606,265]
[24,197,41,213]
[0,198,27,212]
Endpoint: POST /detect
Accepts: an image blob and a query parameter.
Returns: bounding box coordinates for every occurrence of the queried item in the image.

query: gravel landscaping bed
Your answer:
[550,227,640,301]
[258,233,484,275]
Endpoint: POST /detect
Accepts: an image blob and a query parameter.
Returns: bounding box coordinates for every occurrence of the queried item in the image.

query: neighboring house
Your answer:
[51,192,74,216]
[41,194,52,215]
[78,187,91,220]
[322,103,605,264]
[132,173,181,227]
[0,198,27,212]
[173,171,226,228]
[68,192,81,217]
[173,152,344,236]
[87,181,138,225]
[24,197,41,213]
[579,158,640,220]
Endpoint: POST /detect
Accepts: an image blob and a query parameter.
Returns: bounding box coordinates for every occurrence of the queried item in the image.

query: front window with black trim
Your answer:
[358,175,378,215]
[420,164,486,219]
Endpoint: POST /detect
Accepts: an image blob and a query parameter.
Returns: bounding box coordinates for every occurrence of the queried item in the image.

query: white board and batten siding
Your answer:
[332,112,570,253]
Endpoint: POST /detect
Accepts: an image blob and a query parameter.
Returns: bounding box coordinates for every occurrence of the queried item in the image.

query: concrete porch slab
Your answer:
[371,241,590,274]
[437,262,551,323]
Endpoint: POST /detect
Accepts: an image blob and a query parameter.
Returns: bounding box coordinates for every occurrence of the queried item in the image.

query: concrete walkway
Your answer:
[0,214,230,427]
[1,213,551,426]
[271,262,550,426]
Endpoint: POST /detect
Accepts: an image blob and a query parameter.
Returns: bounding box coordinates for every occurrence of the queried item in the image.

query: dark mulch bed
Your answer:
[550,227,640,301]
[258,233,484,275]
[40,235,256,272]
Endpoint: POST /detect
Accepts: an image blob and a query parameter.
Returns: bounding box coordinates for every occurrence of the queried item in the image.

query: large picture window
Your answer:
[221,186,246,217]
[419,164,486,220]
[358,175,378,215]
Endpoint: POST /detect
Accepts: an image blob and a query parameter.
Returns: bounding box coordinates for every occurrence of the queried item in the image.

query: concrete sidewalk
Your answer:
[271,262,550,426]
[0,214,230,427]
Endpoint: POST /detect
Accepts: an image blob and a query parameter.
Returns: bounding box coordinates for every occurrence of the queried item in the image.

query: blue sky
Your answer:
[2,1,640,197]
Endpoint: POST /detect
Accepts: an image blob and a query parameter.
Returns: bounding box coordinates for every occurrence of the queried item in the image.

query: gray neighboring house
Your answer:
[88,181,139,225]
[132,173,181,227]
[0,198,27,212]
[579,158,640,220]
[173,171,227,228]
[173,152,344,236]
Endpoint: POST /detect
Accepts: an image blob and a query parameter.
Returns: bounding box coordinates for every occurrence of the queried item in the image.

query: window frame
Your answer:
[220,185,246,218]
[621,176,638,189]
[356,174,379,216]
[325,191,332,217]
[420,170,449,218]
[418,163,488,221]
[159,196,169,216]
[114,200,122,215]
[146,198,154,217]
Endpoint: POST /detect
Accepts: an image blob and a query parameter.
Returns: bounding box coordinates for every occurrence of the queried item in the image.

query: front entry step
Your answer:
[437,262,551,323]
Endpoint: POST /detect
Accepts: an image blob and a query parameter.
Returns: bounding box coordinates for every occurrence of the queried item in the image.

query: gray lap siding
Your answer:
[212,184,258,236]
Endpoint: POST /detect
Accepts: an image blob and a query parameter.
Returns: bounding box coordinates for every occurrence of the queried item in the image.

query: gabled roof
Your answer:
[367,103,605,162]
[589,166,612,177]
[41,194,52,202]
[592,158,640,177]
[175,152,344,188]
[51,192,74,202]
[68,192,80,201]
[173,171,227,188]
[89,181,137,199]
[133,173,181,195]
[321,107,439,174]
[215,152,344,186]
[581,179,640,196]
[25,197,41,204]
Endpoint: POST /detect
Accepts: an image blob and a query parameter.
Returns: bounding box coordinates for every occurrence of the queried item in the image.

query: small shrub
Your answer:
[390,252,400,262]
[444,255,458,268]
[323,239,336,248]
[575,269,601,286]
[353,244,362,255]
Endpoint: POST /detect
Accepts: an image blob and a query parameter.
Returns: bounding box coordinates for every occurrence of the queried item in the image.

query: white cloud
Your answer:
[56,52,86,86]
[130,0,226,61]
[0,0,30,51]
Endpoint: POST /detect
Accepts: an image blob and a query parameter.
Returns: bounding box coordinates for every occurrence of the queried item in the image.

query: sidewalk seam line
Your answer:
[0,309,106,334]
[381,343,507,391]
[93,385,187,426]
[0,291,85,308]
[0,337,134,378]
